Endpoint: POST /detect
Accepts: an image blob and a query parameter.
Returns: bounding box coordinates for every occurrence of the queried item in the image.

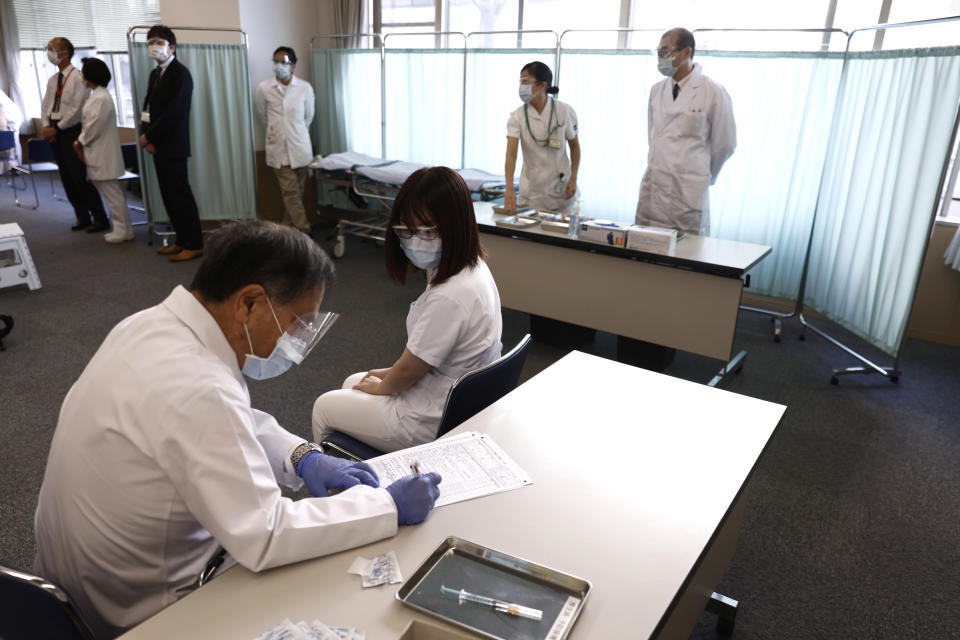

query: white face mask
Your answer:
[47,48,61,65]
[400,236,443,271]
[149,44,171,63]
[658,55,678,78]
[519,83,534,104]
[273,63,292,79]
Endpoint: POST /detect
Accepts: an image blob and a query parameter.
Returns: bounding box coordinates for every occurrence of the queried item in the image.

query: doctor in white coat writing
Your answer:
[635,28,736,236]
[33,221,441,638]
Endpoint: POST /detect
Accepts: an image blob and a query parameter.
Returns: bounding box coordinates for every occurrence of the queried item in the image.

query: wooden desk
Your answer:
[474,202,772,383]
[120,352,785,640]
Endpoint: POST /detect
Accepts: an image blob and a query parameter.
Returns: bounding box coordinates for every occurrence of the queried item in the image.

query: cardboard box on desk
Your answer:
[578,220,629,247]
[627,225,677,255]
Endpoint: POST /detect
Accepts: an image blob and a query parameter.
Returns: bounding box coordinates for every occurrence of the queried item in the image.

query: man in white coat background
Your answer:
[254,45,316,235]
[635,27,736,236]
[73,57,132,243]
[33,221,442,638]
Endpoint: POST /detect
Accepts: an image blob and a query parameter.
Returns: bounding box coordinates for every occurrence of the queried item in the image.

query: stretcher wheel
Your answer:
[333,236,345,258]
[890,375,899,383]
[830,376,839,385]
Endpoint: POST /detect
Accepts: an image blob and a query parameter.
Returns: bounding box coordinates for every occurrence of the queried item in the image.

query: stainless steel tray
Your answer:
[396,537,591,640]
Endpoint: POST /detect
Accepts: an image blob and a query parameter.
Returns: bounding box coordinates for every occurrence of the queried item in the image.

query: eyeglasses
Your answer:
[655,47,679,58]
[393,225,439,240]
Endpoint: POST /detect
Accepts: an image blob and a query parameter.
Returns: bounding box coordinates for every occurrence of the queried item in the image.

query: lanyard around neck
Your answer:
[56,67,75,99]
[524,98,558,148]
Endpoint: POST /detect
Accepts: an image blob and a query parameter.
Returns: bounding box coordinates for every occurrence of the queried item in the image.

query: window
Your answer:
[13,0,159,126]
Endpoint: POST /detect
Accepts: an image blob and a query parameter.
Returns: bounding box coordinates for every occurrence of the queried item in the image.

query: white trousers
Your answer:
[312,372,410,453]
[93,179,132,239]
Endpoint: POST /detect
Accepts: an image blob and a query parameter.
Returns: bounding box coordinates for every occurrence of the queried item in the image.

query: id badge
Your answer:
[548,134,563,149]
[50,111,61,121]
[141,111,151,124]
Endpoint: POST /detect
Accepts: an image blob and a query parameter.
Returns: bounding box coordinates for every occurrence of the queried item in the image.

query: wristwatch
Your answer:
[291,441,323,472]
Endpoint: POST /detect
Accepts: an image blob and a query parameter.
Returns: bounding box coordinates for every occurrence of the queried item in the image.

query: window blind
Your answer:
[13,0,160,51]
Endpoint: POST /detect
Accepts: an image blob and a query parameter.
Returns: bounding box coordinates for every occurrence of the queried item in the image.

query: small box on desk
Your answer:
[626,225,677,255]
[578,220,629,247]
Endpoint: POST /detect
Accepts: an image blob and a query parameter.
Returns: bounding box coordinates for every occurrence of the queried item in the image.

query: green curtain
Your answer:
[130,42,256,223]
[804,46,960,354]
[311,48,382,157]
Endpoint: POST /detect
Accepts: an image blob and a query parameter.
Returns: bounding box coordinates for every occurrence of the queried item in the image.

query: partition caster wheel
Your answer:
[830,376,839,385]
[890,376,899,383]
[774,335,781,343]
[798,334,806,341]
[333,236,345,258]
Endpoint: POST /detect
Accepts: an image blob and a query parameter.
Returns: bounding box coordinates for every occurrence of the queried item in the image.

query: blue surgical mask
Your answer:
[519,83,534,104]
[273,62,291,79]
[400,236,442,270]
[241,297,308,381]
[657,55,678,78]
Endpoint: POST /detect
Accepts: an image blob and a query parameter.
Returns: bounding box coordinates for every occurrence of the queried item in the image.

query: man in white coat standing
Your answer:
[254,46,315,234]
[74,57,132,243]
[635,28,736,236]
[34,221,441,638]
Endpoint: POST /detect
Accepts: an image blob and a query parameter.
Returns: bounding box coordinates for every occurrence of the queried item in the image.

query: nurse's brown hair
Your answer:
[385,166,485,287]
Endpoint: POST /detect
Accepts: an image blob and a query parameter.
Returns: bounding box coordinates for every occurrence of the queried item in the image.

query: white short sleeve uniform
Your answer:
[33,286,397,638]
[507,98,580,213]
[385,260,503,445]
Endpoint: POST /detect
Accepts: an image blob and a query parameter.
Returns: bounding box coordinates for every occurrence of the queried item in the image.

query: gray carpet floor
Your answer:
[1,180,959,639]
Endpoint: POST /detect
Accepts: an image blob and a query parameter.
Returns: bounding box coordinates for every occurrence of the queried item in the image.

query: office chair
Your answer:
[322,333,532,461]
[0,563,97,640]
[0,130,29,206]
[18,138,63,210]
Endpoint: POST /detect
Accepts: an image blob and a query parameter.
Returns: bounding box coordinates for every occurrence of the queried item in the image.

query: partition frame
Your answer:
[126,25,257,245]
[794,15,960,384]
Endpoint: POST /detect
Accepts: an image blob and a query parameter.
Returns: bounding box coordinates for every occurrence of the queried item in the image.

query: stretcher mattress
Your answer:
[313,152,510,192]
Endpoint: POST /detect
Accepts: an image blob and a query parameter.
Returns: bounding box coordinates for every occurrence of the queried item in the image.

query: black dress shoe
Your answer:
[86,222,111,233]
[71,222,91,231]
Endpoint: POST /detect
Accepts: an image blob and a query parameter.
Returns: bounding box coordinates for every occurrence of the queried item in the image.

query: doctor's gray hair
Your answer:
[190,221,334,306]
[521,61,559,96]
[666,28,696,58]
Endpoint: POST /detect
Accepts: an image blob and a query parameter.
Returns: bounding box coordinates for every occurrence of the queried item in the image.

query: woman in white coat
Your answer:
[312,167,503,452]
[503,61,580,214]
[73,57,131,243]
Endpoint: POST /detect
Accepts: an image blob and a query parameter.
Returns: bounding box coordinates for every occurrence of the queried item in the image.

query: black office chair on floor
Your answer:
[322,334,533,461]
[0,130,29,206]
[0,563,97,640]
[18,138,63,210]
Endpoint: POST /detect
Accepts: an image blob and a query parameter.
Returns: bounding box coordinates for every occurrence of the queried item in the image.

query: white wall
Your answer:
[159,0,242,44]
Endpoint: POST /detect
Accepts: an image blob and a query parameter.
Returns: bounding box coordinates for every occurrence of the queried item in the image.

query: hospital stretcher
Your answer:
[310,152,513,258]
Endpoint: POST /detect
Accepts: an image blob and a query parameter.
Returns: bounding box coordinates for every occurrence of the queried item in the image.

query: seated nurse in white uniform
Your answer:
[503,61,580,214]
[312,166,503,451]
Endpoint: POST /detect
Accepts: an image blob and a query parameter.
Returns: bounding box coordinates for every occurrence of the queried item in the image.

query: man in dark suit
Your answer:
[139,25,203,262]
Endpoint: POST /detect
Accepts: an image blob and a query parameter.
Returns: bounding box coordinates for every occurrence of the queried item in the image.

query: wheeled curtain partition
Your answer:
[127,26,258,242]
[310,18,960,383]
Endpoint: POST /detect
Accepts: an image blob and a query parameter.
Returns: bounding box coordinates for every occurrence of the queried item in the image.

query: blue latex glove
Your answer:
[296,451,380,497]
[386,472,442,525]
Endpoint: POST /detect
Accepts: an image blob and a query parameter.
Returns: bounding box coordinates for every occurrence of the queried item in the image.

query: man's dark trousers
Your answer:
[49,123,108,227]
[154,155,202,250]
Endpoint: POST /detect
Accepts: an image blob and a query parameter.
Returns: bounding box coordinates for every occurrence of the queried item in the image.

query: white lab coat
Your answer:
[635,63,736,235]
[0,89,22,173]
[34,286,397,639]
[383,261,503,445]
[254,75,315,169]
[77,86,124,181]
[40,64,86,129]
[507,98,580,213]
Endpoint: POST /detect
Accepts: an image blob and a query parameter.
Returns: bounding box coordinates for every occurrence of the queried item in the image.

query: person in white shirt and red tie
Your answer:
[40,37,110,232]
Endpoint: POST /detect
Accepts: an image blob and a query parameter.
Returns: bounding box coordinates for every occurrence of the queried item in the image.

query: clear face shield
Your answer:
[275,309,339,365]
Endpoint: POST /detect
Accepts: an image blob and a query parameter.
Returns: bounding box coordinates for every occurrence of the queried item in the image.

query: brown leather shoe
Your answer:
[169,248,203,262]
[156,244,182,255]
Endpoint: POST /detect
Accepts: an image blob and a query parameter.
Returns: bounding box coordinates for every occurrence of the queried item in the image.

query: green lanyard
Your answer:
[524,98,558,148]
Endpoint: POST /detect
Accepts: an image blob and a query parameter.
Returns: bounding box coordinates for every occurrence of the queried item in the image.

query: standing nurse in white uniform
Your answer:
[635,28,736,236]
[503,61,580,214]
[313,167,502,452]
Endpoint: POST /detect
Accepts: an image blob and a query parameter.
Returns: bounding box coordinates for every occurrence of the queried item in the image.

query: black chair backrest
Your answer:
[436,333,532,438]
[0,130,15,153]
[120,142,139,173]
[27,138,55,164]
[0,564,96,640]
